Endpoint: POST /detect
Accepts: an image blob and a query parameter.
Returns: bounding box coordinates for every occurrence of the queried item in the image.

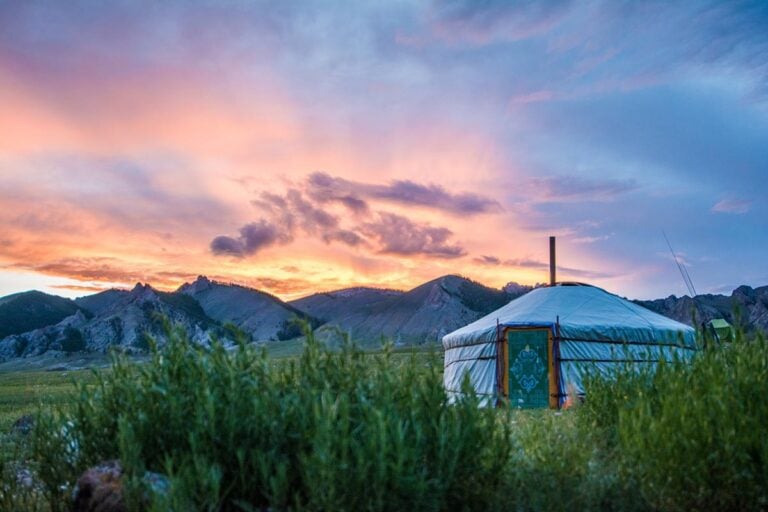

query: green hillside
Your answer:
[0,291,81,339]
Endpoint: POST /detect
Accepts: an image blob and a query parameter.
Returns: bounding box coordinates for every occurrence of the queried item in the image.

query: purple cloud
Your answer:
[323,229,366,247]
[473,255,501,265]
[306,172,501,215]
[210,220,288,257]
[526,175,640,202]
[362,212,466,258]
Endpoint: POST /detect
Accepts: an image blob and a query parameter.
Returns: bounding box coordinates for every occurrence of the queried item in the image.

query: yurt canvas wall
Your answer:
[442,284,697,408]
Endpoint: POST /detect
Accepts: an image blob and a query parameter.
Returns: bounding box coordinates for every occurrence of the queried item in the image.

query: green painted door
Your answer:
[507,329,550,408]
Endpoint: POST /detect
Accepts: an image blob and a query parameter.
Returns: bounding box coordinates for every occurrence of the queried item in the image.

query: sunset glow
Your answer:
[1,1,766,300]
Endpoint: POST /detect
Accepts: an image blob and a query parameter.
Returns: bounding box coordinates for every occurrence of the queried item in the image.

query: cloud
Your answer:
[286,189,339,231]
[211,189,367,259]
[218,186,472,259]
[473,255,501,265]
[570,234,611,244]
[50,284,111,293]
[711,198,751,214]
[322,229,366,247]
[10,257,204,290]
[306,172,501,215]
[210,220,288,257]
[249,189,366,249]
[427,0,573,45]
[525,175,640,202]
[473,255,615,279]
[362,212,466,258]
[305,173,371,214]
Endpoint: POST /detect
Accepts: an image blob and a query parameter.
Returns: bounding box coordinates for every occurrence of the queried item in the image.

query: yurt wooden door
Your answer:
[505,328,555,408]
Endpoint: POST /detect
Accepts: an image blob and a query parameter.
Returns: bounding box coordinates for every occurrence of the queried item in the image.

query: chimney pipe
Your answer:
[549,236,556,286]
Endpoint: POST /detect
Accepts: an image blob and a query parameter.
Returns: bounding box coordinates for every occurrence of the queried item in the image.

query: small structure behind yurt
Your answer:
[706,318,734,343]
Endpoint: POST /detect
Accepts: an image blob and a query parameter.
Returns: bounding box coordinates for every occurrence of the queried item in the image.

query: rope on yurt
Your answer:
[495,318,504,407]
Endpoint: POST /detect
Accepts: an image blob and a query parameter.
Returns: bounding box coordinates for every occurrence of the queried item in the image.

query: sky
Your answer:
[0,0,766,301]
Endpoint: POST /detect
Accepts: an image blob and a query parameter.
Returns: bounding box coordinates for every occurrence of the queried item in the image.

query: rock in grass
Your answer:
[71,460,171,511]
[72,460,127,512]
[142,471,170,497]
[10,414,35,436]
[10,462,38,489]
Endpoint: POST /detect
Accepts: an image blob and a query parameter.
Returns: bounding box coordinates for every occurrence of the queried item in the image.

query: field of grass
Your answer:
[2,326,767,511]
[0,341,438,435]
[0,352,119,437]
[0,370,86,433]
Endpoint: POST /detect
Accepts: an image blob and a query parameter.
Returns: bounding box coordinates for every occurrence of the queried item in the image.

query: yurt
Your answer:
[442,283,697,408]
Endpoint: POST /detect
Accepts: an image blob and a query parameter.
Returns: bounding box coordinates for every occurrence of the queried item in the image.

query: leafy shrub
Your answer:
[60,327,85,353]
[13,337,29,357]
[501,411,649,512]
[615,333,768,511]
[30,323,514,511]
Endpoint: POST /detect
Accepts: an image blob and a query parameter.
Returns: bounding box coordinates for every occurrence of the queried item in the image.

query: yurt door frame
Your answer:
[499,327,559,409]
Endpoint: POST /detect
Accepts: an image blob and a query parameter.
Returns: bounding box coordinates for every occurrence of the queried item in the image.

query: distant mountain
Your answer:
[290,275,520,346]
[3,276,767,362]
[636,285,768,332]
[75,289,129,316]
[0,291,85,339]
[178,276,321,341]
[0,283,222,361]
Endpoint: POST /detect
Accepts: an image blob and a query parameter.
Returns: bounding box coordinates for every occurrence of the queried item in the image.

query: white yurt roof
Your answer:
[443,284,696,349]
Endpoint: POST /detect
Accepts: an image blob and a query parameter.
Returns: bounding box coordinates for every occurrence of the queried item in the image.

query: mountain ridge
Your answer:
[0,282,220,361]
[290,274,526,346]
[635,284,768,332]
[178,275,321,341]
[2,276,766,361]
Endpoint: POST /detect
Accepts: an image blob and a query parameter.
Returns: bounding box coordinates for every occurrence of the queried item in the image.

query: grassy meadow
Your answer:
[1,325,767,511]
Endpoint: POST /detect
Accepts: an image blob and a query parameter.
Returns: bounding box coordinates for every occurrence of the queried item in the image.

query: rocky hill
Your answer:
[636,285,768,332]
[0,283,220,361]
[178,276,320,341]
[290,275,521,346]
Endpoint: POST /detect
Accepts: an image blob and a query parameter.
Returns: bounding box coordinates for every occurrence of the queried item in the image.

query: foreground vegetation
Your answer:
[1,326,767,511]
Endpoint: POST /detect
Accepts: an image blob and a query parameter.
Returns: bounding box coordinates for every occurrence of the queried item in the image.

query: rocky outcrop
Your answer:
[0,283,221,362]
[635,285,768,332]
[0,309,89,360]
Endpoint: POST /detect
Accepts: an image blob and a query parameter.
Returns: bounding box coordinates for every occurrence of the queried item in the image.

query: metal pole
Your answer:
[549,236,556,285]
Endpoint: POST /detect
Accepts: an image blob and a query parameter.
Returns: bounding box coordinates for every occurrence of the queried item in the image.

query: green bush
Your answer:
[615,333,768,511]
[60,327,85,353]
[29,324,514,511]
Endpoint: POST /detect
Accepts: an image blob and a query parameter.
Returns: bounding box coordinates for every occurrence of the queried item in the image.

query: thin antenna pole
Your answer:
[662,230,697,297]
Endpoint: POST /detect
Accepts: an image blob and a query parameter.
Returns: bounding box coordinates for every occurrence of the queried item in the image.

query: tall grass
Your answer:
[580,330,768,511]
[7,323,768,511]
[617,332,768,511]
